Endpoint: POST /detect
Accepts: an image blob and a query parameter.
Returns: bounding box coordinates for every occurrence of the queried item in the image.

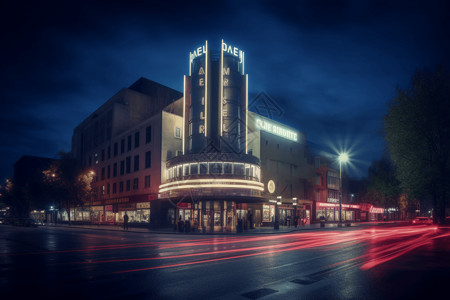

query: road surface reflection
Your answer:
[65,225,449,274]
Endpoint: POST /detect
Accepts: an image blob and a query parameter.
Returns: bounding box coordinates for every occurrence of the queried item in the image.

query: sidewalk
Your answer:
[41,221,401,235]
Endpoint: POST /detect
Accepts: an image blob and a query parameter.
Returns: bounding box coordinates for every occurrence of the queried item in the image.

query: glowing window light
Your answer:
[159,178,264,189]
[159,183,264,193]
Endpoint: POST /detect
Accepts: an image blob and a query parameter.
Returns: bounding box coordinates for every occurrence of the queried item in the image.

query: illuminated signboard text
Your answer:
[255,118,298,142]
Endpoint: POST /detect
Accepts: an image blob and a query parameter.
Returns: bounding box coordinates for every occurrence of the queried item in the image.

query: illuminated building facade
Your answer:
[70,40,384,230]
[72,78,183,225]
[158,41,262,232]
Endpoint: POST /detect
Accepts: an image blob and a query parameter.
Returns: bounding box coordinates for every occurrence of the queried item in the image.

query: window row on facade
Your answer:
[95,151,152,181]
[166,162,261,181]
[88,125,153,167]
[96,175,152,196]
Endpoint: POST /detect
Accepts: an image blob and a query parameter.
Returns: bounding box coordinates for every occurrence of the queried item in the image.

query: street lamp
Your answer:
[338,152,349,227]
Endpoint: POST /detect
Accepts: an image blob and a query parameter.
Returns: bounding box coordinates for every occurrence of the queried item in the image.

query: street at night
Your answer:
[1,224,449,299]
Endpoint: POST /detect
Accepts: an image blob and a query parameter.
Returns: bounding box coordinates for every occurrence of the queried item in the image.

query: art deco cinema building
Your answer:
[158,41,263,232]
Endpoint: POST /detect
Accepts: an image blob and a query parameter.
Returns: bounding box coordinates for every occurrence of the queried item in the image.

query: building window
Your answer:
[101,185,105,195]
[265,140,268,145]
[145,175,151,188]
[107,183,110,195]
[224,163,232,174]
[121,139,125,154]
[135,131,140,148]
[112,183,117,194]
[113,163,117,177]
[101,167,105,180]
[126,156,131,174]
[175,126,181,138]
[126,180,130,191]
[101,149,105,161]
[114,142,118,156]
[145,151,151,168]
[107,146,111,159]
[133,178,139,190]
[127,135,132,151]
[107,165,111,179]
[234,163,244,176]
[146,125,152,143]
[190,163,198,175]
[88,156,92,167]
[134,155,139,172]
[119,181,124,193]
[200,162,208,175]
[120,160,124,175]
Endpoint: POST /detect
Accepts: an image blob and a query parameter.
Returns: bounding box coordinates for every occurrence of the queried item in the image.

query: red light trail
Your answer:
[77,226,450,274]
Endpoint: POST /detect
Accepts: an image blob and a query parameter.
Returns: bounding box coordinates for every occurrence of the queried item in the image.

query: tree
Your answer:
[365,156,407,220]
[384,65,450,224]
[43,151,95,225]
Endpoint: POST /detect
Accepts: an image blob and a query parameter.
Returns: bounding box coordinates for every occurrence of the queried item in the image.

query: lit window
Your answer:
[175,127,181,138]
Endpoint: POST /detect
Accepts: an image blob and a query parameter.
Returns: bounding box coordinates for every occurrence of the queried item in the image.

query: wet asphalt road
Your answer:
[1,224,449,300]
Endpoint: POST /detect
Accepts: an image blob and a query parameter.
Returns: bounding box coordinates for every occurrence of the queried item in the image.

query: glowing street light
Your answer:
[338,152,349,227]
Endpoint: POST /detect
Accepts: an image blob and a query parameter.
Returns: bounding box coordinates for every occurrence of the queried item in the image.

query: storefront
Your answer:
[315,202,360,222]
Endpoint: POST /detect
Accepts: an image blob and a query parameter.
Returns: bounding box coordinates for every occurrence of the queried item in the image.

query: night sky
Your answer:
[1,0,449,182]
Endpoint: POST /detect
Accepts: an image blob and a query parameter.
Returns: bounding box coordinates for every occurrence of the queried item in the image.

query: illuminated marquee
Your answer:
[222,41,244,64]
[189,44,206,65]
[255,118,298,142]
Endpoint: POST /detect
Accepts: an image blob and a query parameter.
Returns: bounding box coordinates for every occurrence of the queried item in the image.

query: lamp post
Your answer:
[338,153,349,227]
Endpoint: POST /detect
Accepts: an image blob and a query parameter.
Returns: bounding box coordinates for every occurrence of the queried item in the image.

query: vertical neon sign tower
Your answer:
[185,40,247,154]
[161,40,261,233]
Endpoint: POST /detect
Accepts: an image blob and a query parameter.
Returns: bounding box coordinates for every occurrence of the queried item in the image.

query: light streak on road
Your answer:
[81,226,449,274]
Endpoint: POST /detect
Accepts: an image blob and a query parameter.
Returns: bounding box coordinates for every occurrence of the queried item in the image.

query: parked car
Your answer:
[412,217,432,225]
